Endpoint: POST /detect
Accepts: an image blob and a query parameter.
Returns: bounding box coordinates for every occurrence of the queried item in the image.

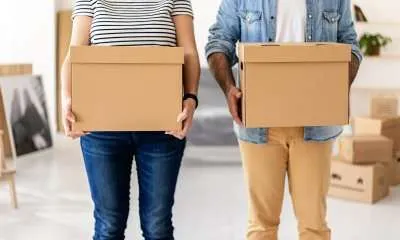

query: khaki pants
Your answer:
[239,127,333,240]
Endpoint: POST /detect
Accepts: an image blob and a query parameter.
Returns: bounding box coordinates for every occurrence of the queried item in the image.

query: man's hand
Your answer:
[349,53,360,87]
[226,85,243,126]
[166,99,196,140]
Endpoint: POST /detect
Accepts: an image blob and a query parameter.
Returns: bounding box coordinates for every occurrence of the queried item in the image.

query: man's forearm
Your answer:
[208,52,236,95]
[349,53,360,86]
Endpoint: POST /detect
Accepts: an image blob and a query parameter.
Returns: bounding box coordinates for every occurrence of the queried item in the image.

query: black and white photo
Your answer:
[0,75,52,157]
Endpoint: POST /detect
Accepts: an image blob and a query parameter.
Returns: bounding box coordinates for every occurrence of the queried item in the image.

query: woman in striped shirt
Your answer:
[61,0,200,239]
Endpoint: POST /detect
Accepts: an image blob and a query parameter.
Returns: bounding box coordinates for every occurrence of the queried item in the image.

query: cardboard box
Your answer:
[56,10,73,132]
[370,95,398,119]
[329,158,389,204]
[238,43,351,128]
[395,158,400,185]
[71,46,183,131]
[353,117,400,155]
[339,135,393,164]
[0,64,32,158]
[384,158,399,186]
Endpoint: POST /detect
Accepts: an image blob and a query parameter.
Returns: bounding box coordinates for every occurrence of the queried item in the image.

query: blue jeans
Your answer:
[80,131,186,240]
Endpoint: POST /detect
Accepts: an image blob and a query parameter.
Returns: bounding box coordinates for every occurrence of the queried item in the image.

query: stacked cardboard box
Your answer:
[329,96,400,204]
[330,136,392,203]
[330,156,389,204]
[396,158,400,185]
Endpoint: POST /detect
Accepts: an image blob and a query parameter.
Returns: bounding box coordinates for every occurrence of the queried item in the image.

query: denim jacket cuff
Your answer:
[351,46,363,63]
[205,40,238,66]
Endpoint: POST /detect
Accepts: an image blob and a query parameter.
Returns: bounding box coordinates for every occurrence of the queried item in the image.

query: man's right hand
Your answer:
[62,97,86,139]
[226,85,243,126]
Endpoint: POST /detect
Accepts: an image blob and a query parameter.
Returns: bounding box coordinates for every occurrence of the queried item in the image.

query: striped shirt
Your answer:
[72,0,193,46]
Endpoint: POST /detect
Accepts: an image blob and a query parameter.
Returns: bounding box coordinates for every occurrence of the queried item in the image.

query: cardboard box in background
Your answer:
[339,135,393,164]
[370,95,398,119]
[396,158,400,185]
[329,158,389,204]
[384,158,399,186]
[238,43,351,128]
[353,117,400,155]
[0,64,32,158]
[71,46,183,131]
[56,10,72,132]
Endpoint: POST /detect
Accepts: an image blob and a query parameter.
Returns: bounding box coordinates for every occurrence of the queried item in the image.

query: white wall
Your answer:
[353,0,400,23]
[0,0,57,134]
[57,0,73,10]
[191,0,222,66]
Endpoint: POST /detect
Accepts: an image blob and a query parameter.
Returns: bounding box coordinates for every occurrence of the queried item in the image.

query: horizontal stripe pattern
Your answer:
[72,0,193,46]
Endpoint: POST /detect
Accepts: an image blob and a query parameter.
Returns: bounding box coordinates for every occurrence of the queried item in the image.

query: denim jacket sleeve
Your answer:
[338,0,363,62]
[205,0,240,67]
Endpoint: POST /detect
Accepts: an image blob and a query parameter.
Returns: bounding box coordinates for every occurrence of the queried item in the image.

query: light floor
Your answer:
[1,136,400,240]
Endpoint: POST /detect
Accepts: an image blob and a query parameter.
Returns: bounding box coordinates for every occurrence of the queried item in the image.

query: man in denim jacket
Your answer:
[206,0,362,239]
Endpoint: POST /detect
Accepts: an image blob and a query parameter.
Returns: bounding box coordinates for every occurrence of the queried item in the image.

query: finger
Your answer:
[229,98,239,119]
[168,132,184,140]
[63,118,71,136]
[181,118,193,138]
[166,131,179,137]
[235,91,242,99]
[70,132,86,139]
[177,109,188,122]
[174,133,185,140]
[66,112,76,123]
[229,102,243,126]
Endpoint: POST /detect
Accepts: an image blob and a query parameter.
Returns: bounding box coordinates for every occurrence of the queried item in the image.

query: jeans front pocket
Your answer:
[239,10,262,42]
[322,11,341,41]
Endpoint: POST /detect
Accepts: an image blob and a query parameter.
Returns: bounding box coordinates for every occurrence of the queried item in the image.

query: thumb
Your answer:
[177,109,188,122]
[235,90,242,99]
[66,111,76,123]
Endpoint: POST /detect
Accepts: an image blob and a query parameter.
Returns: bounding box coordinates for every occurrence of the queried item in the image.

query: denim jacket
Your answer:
[205,0,363,144]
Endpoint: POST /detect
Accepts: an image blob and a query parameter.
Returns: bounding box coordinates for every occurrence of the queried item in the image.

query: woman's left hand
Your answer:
[166,99,196,140]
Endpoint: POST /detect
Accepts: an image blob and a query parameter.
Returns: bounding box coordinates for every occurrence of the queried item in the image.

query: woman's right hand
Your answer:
[62,97,86,139]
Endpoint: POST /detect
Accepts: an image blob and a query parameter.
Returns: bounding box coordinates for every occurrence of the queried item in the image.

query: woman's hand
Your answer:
[62,97,86,139]
[61,16,92,139]
[166,99,196,140]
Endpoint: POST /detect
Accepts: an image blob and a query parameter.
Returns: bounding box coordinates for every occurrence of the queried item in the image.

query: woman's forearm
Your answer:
[61,53,72,103]
[61,16,92,103]
[183,50,200,95]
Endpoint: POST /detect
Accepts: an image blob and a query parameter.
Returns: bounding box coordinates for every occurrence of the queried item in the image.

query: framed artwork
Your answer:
[0,75,52,157]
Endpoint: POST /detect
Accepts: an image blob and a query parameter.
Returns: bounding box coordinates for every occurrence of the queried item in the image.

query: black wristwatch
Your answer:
[183,93,198,109]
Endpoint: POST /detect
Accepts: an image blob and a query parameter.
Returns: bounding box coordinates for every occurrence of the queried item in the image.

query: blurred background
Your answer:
[0,0,400,239]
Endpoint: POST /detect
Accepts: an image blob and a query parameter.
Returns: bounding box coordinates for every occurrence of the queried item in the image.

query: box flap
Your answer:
[345,135,392,142]
[71,46,184,64]
[239,42,351,63]
[354,117,400,131]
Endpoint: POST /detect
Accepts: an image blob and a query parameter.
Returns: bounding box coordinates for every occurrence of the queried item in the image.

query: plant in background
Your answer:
[359,33,392,56]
